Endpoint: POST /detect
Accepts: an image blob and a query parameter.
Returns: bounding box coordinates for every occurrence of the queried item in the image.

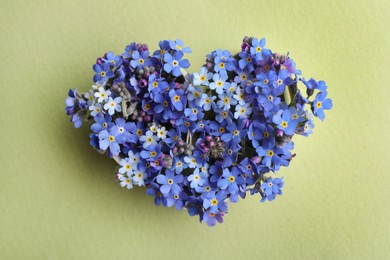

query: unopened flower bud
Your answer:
[276,129,284,137]
[252,156,261,164]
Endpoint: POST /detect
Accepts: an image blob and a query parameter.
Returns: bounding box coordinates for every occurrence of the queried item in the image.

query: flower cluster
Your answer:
[65,37,332,226]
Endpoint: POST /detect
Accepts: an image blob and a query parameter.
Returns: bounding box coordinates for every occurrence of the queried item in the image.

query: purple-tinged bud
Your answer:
[209,141,215,147]
[96,57,104,65]
[163,155,173,168]
[252,156,261,164]
[243,118,251,128]
[178,140,184,146]
[205,135,213,142]
[276,129,284,137]
[139,79,147,88]
[173,147,178,153]
[145,115,151,121]
[179,147,185,154]
[241,37,251,52]
[137,43,149,52]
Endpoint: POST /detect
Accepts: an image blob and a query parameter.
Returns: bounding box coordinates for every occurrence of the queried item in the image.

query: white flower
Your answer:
[149,123,158,133]
[104,97,122,115]
[156,126,167,139]
[233,87,246,106]
[89,103,102,117]
[119,176,133,189]
[127,151,140,168]
[184,156,198,168]
[84,90,96,105]
[193,67,212,86]
[132,171,147,186]
[94,86,111,103]
[234,103,253,119]
[118,158,134,174]
[139,131,158,148]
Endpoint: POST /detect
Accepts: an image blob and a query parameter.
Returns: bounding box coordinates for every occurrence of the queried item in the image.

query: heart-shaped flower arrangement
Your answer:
[65,37,332,226]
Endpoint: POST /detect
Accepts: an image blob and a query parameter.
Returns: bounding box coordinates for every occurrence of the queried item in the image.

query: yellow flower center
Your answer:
[228,176,235,183]
[168,179,173,185]
[200,75,206,81]
[136,129,142,136]
[281,121,288,128]
[211,198,218,206]
[316,102,322,108]
[174,95,180,102]
[100,71,106,77]
[267,150,274,157]
[150,151,157,157]
[108,136,115,142]
[138,58,144,64]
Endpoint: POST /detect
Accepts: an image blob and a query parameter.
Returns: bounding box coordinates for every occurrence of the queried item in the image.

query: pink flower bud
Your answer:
[252,156,261,164]
[276,129,284,136]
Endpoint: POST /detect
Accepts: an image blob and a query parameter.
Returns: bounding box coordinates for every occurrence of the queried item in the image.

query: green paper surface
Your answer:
[1,0,389,259]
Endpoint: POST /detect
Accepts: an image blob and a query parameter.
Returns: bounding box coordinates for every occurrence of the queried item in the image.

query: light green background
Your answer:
[1,0,389,259]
